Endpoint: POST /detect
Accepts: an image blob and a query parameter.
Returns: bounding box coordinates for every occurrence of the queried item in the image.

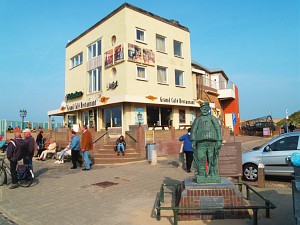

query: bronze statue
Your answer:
[190,101,222,183]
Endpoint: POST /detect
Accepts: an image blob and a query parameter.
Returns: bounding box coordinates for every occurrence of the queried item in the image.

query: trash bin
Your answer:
[146,143,156,161]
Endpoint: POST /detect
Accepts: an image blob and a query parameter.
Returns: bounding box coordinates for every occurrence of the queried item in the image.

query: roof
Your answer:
[66,3,189,48]
[191,60,229,81]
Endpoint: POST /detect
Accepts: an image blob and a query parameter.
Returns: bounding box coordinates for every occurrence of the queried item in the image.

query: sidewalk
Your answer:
[0,136,294,225]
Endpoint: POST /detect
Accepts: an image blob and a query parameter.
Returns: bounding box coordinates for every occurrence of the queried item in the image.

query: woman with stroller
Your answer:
[115,135,126,156]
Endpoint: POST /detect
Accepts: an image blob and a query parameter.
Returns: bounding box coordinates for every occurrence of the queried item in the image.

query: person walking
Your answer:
[81,125,93,171]
[283,122,288,133]
[36,130,44,153]
[23,128,36,170]
[6,132,26,189]
[179,128,193,173]
[70,130,82,169]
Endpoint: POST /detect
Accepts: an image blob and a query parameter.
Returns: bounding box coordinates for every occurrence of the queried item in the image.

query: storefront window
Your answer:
[179,109,185,123]
[112,106,121,127]
[190,111,195,124]
[103,106,122,128]
[68,115,76,128]
[146,106,159,126]
[82,111,89,126]
[104,108,111,128]
[161,107,172,126]
[147,106,172,126]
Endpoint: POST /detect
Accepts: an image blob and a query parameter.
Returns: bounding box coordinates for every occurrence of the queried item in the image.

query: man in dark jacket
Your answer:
[23,128,36,170]
[6,132,25,189]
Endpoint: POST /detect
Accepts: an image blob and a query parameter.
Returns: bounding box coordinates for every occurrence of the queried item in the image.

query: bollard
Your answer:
[257,163,265,188]
[151,148,158,165]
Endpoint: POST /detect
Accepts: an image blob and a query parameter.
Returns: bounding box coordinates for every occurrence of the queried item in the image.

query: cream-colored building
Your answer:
[48,3,201,133]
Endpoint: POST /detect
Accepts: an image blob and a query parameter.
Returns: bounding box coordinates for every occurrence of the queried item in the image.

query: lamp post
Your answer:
[19,109,27,130]
[51,118,55,130]
[137,112,142,127]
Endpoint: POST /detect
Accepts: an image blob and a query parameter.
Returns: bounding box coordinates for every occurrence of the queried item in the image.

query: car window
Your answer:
[270,136,299,151]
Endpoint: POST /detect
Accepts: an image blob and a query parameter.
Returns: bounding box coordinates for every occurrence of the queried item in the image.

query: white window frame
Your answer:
[157,66,168,84]
[173,40,183,57]
[175,70,184,87]
[70,52,83,69]
[136,28,146,43]
[156,34,166,53]
[88,67,102,93]
[87,39,102,61]
[136,65,147,81]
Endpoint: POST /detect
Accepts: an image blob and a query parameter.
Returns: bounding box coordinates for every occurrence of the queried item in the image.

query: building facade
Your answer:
[48,3,240,135]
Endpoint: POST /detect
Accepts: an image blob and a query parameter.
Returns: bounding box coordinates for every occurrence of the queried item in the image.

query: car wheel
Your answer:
[243,163,258,181]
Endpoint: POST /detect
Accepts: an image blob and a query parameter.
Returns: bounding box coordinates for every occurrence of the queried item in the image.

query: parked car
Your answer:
[242,132,300,181]
[246,122,276,136]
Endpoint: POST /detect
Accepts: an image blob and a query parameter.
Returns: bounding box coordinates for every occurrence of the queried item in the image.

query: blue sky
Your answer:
[0,0,299,123]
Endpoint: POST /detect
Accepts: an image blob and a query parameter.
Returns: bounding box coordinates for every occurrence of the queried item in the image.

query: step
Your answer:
[94,157,145,164]
[93,152,140,158]
[93,149,137,155]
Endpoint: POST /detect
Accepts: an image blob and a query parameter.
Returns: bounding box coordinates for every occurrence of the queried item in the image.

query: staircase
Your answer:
[92,136,144,164]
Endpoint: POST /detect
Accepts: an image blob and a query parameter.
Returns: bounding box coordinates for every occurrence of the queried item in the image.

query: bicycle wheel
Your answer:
[0,167,7,186]
[18,168,33,187]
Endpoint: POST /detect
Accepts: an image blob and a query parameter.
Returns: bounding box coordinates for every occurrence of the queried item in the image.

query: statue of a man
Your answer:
[190,101,222,183]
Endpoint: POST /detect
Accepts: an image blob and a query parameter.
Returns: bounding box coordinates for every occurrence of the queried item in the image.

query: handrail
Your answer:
[156,182,276,225]
[93,131,108,144]
[125,131,137,143]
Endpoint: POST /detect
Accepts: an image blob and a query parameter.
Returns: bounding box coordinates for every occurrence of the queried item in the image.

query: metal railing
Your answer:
[93,131,108,144]
[125,131,137,143]
[201,78,235,91]
[156,182,276,225]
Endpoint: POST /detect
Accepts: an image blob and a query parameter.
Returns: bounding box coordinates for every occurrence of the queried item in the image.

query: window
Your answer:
[103,106,122,128]
[174,40,182,57]
[88,67,102,93]
[270,136,299,151]
[137,66,146,80]
[179,110,186,123]
[70,52,83,69]
[157,66,167,84]
[146,106,172,126]
[136,28,146,43]
[156,34,166,52]
[88,39,101,60]
[175,70,184,86]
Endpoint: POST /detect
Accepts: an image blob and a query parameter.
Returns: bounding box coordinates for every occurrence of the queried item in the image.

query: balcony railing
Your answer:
[202,78,234,91]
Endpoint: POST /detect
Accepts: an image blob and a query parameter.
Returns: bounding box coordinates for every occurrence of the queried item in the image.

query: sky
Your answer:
[0,0,299,123]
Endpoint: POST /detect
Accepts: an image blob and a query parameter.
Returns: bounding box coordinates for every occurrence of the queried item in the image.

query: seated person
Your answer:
[38,139,57,161]
[55,145,71,164]
[115,135,126,156]
[0,135,7,153]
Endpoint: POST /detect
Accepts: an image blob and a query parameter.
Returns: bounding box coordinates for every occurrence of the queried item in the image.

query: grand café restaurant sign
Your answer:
[66,100,97,111]
[159,96,195,105]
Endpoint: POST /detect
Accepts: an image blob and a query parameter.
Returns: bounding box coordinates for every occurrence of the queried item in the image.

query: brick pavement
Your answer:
[0,136,294,225]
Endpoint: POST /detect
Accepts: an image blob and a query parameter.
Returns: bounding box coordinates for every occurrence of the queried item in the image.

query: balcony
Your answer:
[201,78,236,99]
[217,81,235,99]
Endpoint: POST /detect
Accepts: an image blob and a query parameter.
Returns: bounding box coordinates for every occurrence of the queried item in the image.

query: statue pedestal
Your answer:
[178,177,249,221]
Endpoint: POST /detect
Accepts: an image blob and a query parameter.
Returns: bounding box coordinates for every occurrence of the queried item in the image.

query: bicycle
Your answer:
[0,154,34,187]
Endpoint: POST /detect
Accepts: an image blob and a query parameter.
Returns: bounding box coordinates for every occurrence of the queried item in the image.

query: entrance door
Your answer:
[103,106,122,128]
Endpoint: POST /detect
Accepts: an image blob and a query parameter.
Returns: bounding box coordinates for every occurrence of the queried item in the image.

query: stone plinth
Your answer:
[178,177,249,221]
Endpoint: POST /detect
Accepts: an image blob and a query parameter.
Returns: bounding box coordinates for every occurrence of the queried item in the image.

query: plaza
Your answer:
[0,136,294,225]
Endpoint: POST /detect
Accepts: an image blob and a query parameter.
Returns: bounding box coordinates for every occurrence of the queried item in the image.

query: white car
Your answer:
[242,132,300,181]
